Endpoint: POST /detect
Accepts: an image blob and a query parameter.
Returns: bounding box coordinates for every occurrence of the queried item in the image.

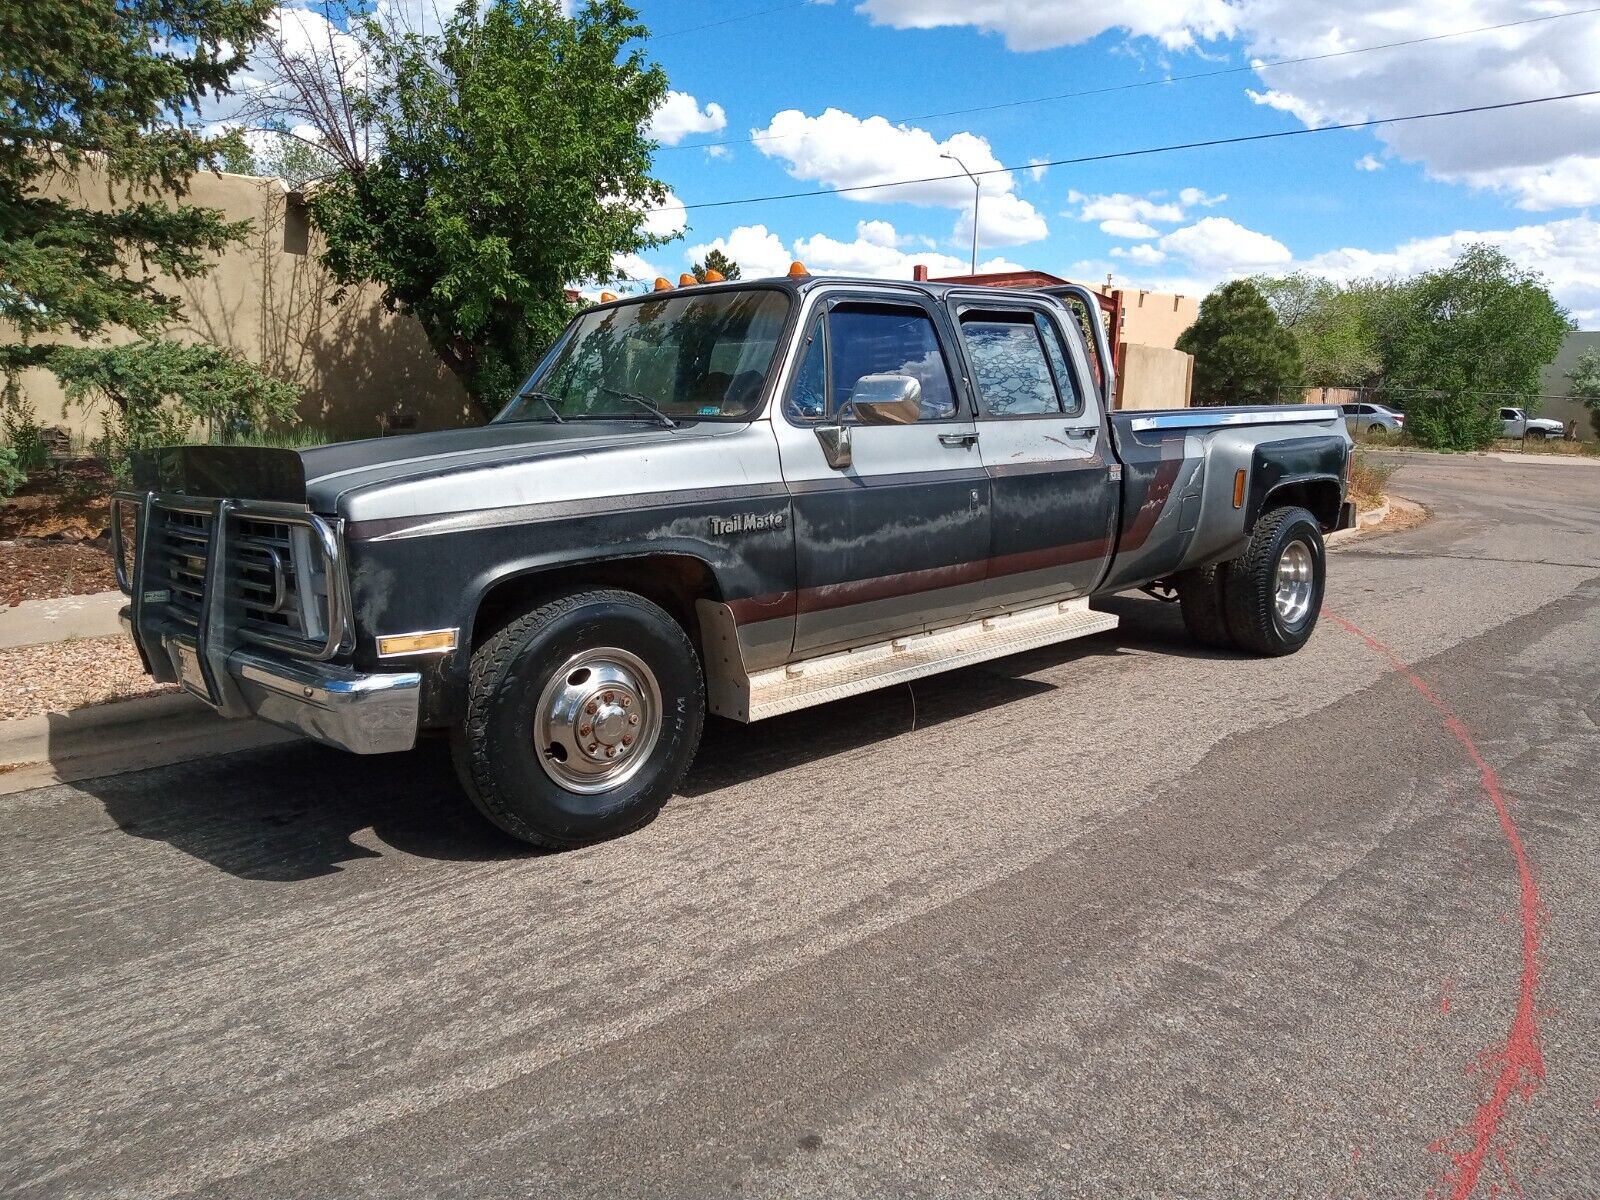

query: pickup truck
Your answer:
[113,272,1354,848]
[1499,406,1565,441]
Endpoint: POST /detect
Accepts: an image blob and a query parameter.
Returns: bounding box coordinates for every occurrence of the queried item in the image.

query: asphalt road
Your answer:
[4,454,1599,1199]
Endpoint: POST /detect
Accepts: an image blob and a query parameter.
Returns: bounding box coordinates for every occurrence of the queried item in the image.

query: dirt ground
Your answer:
[1,459,119,607]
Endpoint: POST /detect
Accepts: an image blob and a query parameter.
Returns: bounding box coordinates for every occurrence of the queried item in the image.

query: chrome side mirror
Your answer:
[815,423,852,470]
[848,374,922,425]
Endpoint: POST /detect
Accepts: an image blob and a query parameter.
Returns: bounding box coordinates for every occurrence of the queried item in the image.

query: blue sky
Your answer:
[624,1,1600,326]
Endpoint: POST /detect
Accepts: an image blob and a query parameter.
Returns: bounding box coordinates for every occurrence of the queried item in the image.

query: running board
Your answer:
[698,598,1118,722]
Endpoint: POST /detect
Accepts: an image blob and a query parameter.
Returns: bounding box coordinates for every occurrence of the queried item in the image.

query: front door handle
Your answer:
[939,431,979,447]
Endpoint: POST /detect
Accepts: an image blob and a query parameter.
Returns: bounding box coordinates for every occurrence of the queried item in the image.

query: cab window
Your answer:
[959,311,1064,417]
[786,302,958,422]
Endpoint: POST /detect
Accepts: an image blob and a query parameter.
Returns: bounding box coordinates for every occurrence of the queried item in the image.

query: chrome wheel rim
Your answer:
[1274,540,1315,627]
[534,647,662,794]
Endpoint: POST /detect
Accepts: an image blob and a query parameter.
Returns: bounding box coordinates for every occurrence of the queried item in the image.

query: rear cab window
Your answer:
[955,305,1085,419]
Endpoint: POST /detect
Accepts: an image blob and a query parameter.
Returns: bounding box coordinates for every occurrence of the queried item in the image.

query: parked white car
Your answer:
[1342,402,1405,436]
[1500,407,1565,440]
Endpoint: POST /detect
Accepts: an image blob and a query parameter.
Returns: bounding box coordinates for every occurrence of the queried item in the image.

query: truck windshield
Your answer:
[499,288,791,424]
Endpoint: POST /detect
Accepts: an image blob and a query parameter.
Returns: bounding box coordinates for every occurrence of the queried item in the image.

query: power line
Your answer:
[657,89,1600,213]
[643,1,814,43]
[659,6,1600,153]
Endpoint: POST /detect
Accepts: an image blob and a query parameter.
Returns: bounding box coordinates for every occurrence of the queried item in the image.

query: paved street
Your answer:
[4,454,1598,1199]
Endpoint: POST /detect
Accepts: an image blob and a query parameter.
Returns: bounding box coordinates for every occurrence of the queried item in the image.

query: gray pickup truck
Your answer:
[113,273,1354,847]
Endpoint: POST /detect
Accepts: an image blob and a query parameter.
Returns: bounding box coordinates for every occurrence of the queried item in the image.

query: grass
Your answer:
[1349,450,1394,511]
[209,426,335,450]
[1351,429,1600,457]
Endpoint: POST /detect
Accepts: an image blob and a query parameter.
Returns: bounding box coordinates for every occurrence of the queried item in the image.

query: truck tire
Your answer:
[1527,428,1546,442]
[1175,562,1234,648]
[451,589,704,849]
[1223,505,1326,656]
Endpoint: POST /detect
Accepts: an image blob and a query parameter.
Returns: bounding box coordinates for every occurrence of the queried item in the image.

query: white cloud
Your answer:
[1158,216,1292,273]
[1178,187,1226,207]
[1069,191,1185,224]
[1354,154,1384,173]
[752,108,1048,246]
[1235,3,1600,210]
[853,0,1240,52]
[1100,218,1161,239]
[642,190,686,240]
[685,222,1026,283]
[1027,158,1050,182]
[648,90,727,145]
[1111,243,1169,266]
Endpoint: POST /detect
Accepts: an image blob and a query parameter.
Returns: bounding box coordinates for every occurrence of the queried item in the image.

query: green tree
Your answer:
[1566,345,1600,438]
[1380,245,1573,450]
[1176,280,1303,407]
[692,249,741,283]
[0,0,294,453]
[310,0,672,414]
[1254,272,1397,387]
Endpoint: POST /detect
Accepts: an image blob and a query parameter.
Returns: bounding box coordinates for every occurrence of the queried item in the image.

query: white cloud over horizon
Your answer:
[648,91,728,145]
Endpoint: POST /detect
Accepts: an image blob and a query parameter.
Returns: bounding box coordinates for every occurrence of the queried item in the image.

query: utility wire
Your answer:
[657,89,1600,213]
[644,1,815,43]
[659,6,1600,152]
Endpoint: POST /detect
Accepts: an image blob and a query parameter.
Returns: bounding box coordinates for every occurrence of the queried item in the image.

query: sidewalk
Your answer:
[0,589,126,650]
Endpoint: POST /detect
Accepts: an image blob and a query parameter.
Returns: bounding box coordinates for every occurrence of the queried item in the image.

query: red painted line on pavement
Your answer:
[1327,613,1546,1200]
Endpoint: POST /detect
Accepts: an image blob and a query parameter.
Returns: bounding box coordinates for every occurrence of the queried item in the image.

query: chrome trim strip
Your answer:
[1127,407,1341,432]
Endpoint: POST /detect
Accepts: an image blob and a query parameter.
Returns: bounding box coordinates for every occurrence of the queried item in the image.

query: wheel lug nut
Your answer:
[587,743,599,754]
[603,691,615,704]
[628,714,639,726]
[605,746,617,758]
[620,695,631,708]
[585,701,598,715]
[578,724,592,737]
[621,735,633,747]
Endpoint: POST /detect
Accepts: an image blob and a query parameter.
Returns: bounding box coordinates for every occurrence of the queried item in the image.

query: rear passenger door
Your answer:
[949,297,1117,611]
[774,292,991,655]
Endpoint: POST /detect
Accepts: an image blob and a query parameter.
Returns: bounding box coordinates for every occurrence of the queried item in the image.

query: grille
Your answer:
[149,505,330,648]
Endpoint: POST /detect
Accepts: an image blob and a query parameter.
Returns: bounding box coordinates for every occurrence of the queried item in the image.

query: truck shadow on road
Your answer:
[73,597,1217,882]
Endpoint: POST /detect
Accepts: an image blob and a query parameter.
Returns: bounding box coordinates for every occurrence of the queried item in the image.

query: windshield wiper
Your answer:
[511,388,566,423]
[595,385,678,429]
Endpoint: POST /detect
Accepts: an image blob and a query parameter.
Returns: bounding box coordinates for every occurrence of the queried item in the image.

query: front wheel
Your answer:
[451,589,704,848]
[1526,428,1547,442]
[1223,506,1327,656]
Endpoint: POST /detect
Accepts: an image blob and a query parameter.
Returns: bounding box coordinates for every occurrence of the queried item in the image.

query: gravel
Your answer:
[0,636,173,722]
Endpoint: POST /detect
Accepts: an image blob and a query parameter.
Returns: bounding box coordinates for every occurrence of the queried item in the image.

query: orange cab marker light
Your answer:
[702,269,724,283]
[788,260,809,277]
[653,277,672,291]
[599,291,618,303]
[679,272,697,287]
[1233,468,1247,508]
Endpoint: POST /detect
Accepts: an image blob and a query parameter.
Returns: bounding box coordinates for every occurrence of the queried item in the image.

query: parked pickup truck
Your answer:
[113,273,1354,848]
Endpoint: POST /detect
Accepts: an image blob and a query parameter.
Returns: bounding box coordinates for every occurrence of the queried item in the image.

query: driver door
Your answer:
[773,293,991,656]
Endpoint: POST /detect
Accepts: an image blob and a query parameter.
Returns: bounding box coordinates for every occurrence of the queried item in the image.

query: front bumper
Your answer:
[124,607,421,755]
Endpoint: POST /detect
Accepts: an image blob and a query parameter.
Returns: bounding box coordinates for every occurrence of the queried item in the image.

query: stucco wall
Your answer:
[1116,343,1194,410]
[1537,330,1599,441]
[7,164,474,443]
[1115,288,1199,351]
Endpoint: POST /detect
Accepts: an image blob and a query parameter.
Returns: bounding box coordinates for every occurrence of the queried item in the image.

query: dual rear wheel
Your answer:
[1175,505,1327,656]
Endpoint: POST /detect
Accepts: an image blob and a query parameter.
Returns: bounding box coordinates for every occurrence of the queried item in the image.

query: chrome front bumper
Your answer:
[123,607,422,755]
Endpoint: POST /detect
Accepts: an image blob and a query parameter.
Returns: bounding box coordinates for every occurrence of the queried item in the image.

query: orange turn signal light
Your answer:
[1233,468,1247,508]
[653,277,672,291]
[599,291,618,303]
[702,268,724,282]
[788,260,809,277]
[377,629,458,658]
[679,272,697,287]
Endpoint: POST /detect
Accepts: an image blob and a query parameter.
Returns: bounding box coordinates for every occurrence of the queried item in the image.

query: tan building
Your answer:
[8,163,473,443]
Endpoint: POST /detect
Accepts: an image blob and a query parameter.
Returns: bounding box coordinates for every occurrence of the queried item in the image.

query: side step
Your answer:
[700,598,1118,722]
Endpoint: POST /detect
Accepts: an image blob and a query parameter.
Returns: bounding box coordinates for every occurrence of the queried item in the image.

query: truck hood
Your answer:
[130,421,749,512]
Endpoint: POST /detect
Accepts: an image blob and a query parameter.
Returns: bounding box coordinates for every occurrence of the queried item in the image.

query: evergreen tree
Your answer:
[1176,280,1303,407]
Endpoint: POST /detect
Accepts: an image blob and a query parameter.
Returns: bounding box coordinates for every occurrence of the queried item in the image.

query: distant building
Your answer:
[1537,331,1600,441]
[914,265,1198,409]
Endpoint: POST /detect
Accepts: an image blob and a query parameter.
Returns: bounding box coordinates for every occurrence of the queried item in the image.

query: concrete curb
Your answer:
[0,690,299,796]
[1327,497,1391,546]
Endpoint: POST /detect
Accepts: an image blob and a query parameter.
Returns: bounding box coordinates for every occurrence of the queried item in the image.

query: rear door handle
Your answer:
[1064,425,1097,440]
[939,431,979,447]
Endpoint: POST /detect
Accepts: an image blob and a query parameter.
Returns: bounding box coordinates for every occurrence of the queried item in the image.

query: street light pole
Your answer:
[940,152,979,275]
